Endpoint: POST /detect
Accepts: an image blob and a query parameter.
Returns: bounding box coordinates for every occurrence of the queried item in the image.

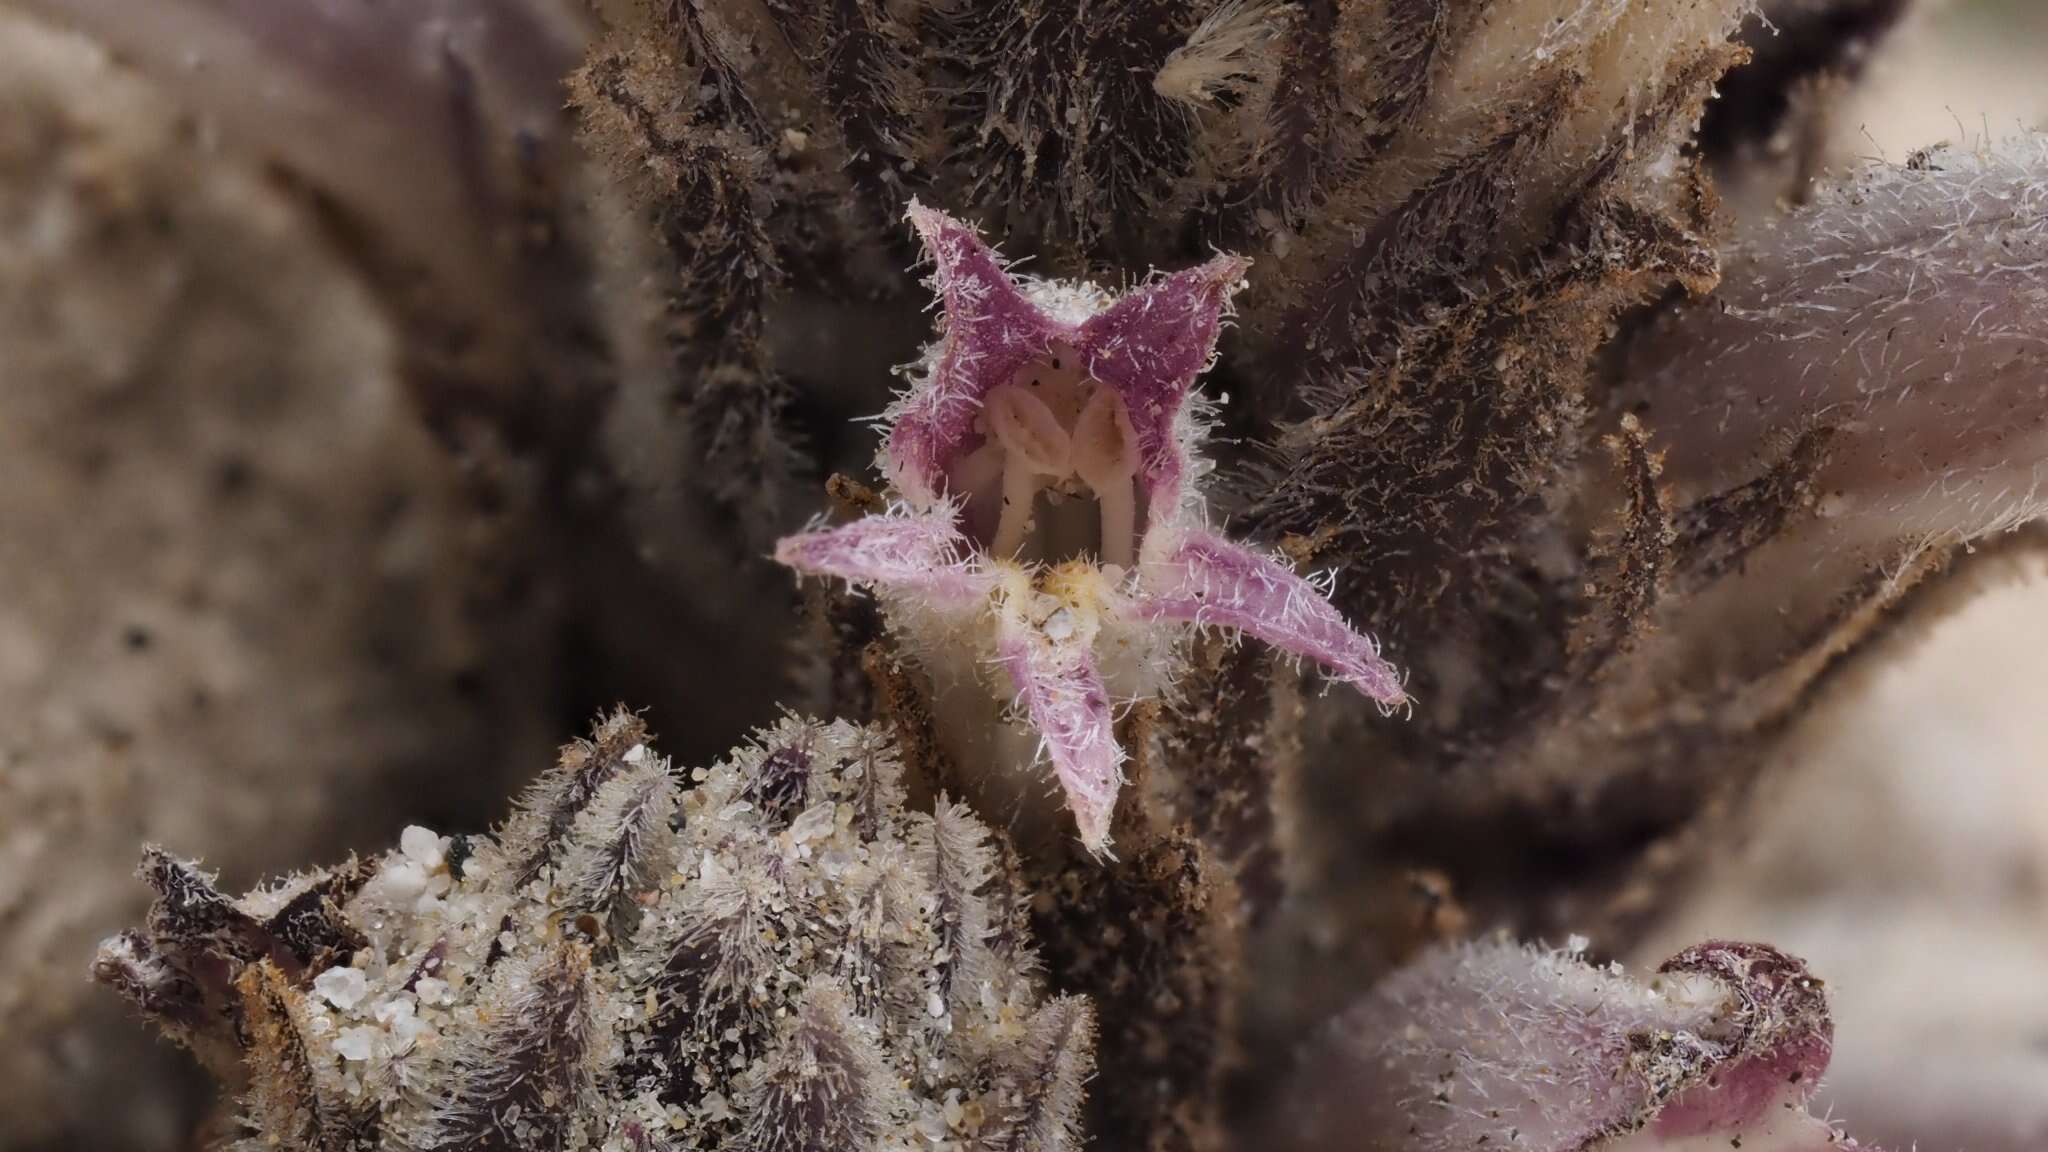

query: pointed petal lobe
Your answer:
[1133,529,1404,705]
[995,616,1123,852]
[775,507,996,609]
[888,204,1062,503]
[1076,254,1249,500]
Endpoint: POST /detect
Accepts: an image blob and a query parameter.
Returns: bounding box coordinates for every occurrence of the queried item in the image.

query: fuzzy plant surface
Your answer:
[93,711,1093,1152]
[34,0,2046,942]
[1284,937,1873,1152]
[13,0,2048,1149]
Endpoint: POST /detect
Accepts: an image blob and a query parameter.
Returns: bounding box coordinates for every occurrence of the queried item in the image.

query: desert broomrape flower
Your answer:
[777,204,1404,852]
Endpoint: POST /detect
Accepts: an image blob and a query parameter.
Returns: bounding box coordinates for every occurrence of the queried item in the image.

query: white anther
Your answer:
[1071,388,1140,568]
[986,385,1074,477]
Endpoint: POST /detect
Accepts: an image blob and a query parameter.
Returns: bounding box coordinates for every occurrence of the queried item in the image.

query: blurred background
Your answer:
[0,0,2044,1149]
[1838,0,2047,156]
[1631,5,2048,1151]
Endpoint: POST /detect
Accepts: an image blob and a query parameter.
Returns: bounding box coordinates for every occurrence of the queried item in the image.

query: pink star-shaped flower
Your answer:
[776,204,1405,852]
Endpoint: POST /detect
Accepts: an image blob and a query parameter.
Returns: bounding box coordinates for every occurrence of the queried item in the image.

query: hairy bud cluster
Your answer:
[96,712,1092,1152]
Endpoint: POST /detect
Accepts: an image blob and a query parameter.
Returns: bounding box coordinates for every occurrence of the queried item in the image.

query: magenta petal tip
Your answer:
[1134,529,1406,707]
